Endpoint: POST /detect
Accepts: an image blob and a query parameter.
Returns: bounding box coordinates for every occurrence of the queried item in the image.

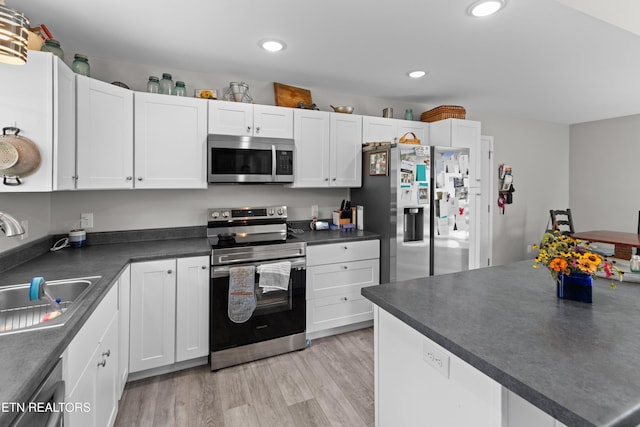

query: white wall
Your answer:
[0,193,51,253]
[470,112,570,266]
[570,114,640,232]
[50,186,345,234]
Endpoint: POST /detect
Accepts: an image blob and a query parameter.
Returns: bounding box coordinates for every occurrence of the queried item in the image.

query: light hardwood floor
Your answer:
[115,327,374,427]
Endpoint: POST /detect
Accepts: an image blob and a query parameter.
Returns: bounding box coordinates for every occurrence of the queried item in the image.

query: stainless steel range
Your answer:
[207,205,306,370]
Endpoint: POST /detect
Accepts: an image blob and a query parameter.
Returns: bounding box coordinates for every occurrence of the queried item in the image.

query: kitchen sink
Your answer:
[0,276,101,335]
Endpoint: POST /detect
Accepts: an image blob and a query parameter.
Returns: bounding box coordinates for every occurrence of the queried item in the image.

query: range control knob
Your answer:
[267,209,275,216]
[210,211,219,219]
[222,211,230,218]
[276,208,284,215]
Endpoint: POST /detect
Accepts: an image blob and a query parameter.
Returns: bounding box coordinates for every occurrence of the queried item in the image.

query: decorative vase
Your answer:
[556,272,593,303]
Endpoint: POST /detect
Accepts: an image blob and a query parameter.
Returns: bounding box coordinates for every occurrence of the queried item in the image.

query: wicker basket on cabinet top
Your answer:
[420,105,466,122]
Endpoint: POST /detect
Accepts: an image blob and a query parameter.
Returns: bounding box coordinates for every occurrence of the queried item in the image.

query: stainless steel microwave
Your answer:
[207,134,294,183]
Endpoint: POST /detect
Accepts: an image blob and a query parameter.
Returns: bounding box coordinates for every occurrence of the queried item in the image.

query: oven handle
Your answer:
[271,144,276,181]
[212,258,306,278]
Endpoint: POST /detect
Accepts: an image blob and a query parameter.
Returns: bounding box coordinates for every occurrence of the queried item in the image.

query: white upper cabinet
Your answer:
[53,56,77,190]
[429,118,481,185]
[330,113,362,187]
[292,109,331,187]
[363,116,429,145]
[209,101,293,138]
[0,51,74,192]
[76,75,134,189]
[134,93,208,189]
[292,110,362,188]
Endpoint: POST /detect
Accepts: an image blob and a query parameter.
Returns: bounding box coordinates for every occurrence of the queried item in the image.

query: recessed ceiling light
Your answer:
[468,0,505,17]
[408,70,426,79]
[260,39,286,52]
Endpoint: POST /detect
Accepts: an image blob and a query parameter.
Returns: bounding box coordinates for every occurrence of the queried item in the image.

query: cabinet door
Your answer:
[77,75,134,189]
[362,116,399,144]
[134,93,207,189]
[176,256,210,362]
[208,100,253,136]
[130,260,177,372]
[0,50,53,192]
[330,113,362,187]
[398,120,429,145]
[292,109,331,187]
[118,265,130,398]
[253,104,293,138]
[52,55,77,190]
[96,312,119,427]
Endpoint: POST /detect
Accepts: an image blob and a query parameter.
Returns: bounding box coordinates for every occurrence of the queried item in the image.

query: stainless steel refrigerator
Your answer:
[351,143,475,283]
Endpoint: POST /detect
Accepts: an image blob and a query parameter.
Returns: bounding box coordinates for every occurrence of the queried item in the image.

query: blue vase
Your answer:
[556,272,593,303]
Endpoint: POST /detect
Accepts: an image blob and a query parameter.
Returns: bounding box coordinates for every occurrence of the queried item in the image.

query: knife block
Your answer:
[332,210,351,226]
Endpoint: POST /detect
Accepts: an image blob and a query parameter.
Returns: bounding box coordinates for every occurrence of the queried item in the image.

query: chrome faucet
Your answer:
[0,211,25,237]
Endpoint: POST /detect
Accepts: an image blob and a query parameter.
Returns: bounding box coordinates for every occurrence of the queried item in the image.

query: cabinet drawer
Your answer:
[307,259,379,299]
[306,290,373,333]
[307,239,380,266]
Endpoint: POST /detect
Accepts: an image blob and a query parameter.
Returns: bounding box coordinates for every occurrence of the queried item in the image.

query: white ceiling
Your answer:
[8,0,640,124]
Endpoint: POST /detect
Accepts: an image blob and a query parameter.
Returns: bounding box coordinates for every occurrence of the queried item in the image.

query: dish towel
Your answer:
[228,265,256,323]
[257,261,291,293]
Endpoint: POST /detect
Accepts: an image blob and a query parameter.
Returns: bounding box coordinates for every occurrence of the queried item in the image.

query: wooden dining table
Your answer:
[571,230,640,259]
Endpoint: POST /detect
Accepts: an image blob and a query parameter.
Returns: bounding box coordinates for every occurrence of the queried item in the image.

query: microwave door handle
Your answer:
[271,144,276,182]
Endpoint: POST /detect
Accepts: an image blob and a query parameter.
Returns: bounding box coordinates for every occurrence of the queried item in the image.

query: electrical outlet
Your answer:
[423,340,450,378]
[20,220,28,240]
[80,213,94,229]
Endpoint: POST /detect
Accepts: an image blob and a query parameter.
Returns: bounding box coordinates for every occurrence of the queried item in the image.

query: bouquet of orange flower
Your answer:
[533,231,623,287]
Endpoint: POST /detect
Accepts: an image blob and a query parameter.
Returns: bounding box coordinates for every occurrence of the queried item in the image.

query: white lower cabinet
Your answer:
[63,285,119,427]
[129,259,177,372]
[117,266,130,397]
[306,240,380,336]
[175,257,210,362]
[129,256,209,373]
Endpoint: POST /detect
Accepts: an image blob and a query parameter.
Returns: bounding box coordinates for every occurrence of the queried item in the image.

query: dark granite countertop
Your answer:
[362,260,640,427]
[0,228,379,424]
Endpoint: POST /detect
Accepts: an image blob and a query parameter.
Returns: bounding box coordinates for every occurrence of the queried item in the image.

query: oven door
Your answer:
[210,257,305,351]
[207,135,294,183]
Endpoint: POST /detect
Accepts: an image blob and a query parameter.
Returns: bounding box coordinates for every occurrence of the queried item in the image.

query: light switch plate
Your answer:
[80,213,94,228]
[423,339,450,378]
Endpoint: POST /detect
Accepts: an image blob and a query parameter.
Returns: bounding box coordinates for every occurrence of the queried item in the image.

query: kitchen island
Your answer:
[362,260,640,427]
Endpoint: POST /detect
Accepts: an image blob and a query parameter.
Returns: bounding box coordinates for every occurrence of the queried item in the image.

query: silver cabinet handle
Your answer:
[126,176,133,181]
[332,178,337,181]
[256,126,261,134]
[343,265,348,270]
[137,177,143,181]
[344,246,348,250]
[201,266,207,270]
[102,349,111,358]
[167,269,173,274]
[97,359,106,367]
[324,178,329,181]
[247,126,251,133]
[341,297,348,301]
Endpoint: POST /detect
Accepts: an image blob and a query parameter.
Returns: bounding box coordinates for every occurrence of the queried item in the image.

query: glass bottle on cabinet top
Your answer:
[71,54,90,76]
[146,76,160,93]
[159,73,174,95]
[174,81,186,96]
[41,39,64,59]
